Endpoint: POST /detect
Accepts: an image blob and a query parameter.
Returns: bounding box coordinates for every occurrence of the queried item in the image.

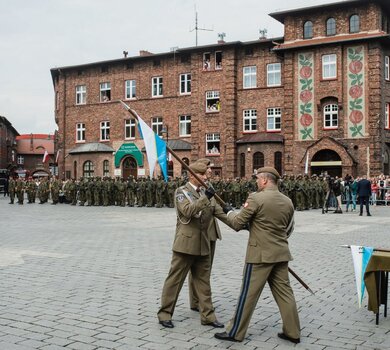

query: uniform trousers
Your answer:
[158,251,216,324]
[188,240,216,309]
[226,262,300,341]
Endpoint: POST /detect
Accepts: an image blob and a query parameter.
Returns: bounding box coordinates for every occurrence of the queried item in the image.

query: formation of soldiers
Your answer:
[7,173,332,211]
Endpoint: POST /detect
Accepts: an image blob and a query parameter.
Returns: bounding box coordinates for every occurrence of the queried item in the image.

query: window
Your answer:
[83,161,94,178]
[243,109,257,132]
[179,115,191,136]
[243,66,257,88]
[350,15,360,33]
[324,104,338,128]
[326,18,336,36]
[17,155,24,165]
[215,51,222,70]
[322,54,337,79]
[125,119,136,139]
[267,108,281,131]
[253,152,264,171]
[76,123,86,142]
[206,133,220,155]
[103,160,109,177]
[385,56,389,81]
[100,82,111,102]
[152,77,163,97]
[151,117,163,135]
[125,80,136,99]
[274,152,282,175]
[240,153,246,178]
[206,91,220,112]
[76,85,86,105]
[203,52,211,70]
[267,63,281,86]
[303,21,313,39]
[386,103,390,129]
[100,121,110,141]
[180,73,191,94]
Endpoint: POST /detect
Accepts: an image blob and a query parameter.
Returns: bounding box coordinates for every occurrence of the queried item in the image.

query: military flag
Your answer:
[42,150,49,163]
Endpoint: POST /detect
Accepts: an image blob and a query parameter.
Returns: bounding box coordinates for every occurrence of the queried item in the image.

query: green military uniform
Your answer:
[223,167,300,342]
[155,176,165,208]
[86,178,94,206]
[51,178,61,204]
[16,179,25,204]
[78,177,86,206]
[69,179,77,205]
[126,176,136,207]
[231,178,241,209]
[157,161,228,326]
[8,178,16,204]
[102,178,109,206]
[166,178,177,208]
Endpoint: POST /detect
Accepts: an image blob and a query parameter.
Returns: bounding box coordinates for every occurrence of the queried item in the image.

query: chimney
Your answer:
[217,32,226,45]
[139,50,153,56]
[259,28,268,40]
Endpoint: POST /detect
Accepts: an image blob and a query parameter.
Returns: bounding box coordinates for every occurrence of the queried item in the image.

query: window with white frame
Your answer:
[103,160,110,177]
[385,56,389,81]
[100,121,110,141]
[386,103,390,129]
[267,108,282,131]
[206,91,220,112]
[303,21,313,39]
[324,104,338,128]
[326,17,336,36]
[350,14,360,33]
[125,80,136,99]
[179,115,191,136]
[206,133,220,155]
[322,54,337,79]
[203,52,211,70]
[267,63,281,86]
[100,82,111,102]
[152,77,163,97]
[76,85,86,105]
[17,155,24,165]
[125,119,136,139]
[151,117,163,135]
[243,66,257,88]
[180,73,191,94]
[76,123,86,142]
[243,109,257,132]
[215,51,222,70]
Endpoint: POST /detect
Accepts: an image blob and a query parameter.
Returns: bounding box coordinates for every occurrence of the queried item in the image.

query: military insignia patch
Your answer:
[176,193,185,202]
[244,202,249,208]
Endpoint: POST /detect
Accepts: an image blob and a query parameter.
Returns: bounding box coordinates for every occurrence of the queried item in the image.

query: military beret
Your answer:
[189,161,207,174]
[257,166,281,180]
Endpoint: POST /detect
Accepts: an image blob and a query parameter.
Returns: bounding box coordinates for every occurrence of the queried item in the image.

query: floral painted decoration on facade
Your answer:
[298,53,314,140]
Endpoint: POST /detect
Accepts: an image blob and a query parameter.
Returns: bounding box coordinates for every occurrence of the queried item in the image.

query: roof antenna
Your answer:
[190,5,213,46]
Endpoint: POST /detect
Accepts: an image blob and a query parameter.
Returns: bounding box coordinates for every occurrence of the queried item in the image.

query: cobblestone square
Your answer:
[0,196,389,349]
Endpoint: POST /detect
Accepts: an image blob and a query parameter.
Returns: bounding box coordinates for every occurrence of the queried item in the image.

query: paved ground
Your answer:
[0,196,389,350]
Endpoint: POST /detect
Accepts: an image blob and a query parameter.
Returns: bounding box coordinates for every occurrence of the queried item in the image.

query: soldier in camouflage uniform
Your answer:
[166,177,177,208]
[231,178,241,209]
[304,175,312,210]
[126,176,136,207]
[294,175,305,211]
[16,178,25,204]
[102,177,110,206]
[38,178,50,204]
[94,177,101,206]
[78,177,86,206]
[155,176,165,208]
[145,176,154,207]
[86,177,94,206]
[68,178,77,205]
[51,176,61,205]
[8,177,16,204]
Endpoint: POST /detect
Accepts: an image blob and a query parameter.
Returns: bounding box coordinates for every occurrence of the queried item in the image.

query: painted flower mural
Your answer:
[347,47,365,138]
[298,53,314,140]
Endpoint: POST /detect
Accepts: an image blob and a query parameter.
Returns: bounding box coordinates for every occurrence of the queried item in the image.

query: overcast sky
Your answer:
[0,0,332,135]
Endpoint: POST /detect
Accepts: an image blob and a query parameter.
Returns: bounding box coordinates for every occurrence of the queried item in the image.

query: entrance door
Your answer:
[311,149,342,177]
[122,157,137,179]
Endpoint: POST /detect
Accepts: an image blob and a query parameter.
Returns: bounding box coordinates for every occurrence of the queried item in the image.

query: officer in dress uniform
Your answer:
[157,160,229,329]
[215,167,300,344]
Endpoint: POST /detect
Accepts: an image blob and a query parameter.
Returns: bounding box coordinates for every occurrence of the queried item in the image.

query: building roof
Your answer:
[69,143,115,154]
[16,134,54,155]
[269,0,390,24]
[236,133,284,144]
[273,31,390,51]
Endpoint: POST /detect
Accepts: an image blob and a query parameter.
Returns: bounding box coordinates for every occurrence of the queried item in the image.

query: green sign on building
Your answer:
[114,143,143,168]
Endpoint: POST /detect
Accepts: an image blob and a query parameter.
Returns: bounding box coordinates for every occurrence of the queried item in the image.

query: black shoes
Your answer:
[159,320,174,328]
[214,332,239,342]
[278,332,300,344]
[367,213,372,216]
[202,320,224,328]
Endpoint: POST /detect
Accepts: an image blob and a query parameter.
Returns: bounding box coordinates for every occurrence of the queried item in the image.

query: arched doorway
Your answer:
[311,149,342,177]
[122,156,138,179]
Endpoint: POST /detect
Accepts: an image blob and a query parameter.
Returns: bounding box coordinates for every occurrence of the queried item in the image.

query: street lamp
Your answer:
[161,125,169,145]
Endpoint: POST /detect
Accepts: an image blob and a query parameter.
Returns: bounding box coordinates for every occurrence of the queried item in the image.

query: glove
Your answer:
[223,204,233,214]
[205,186,215,200]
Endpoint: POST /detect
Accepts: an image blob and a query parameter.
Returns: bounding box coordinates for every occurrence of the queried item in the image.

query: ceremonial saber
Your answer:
[341,245,390,253]
[119,100,315,295]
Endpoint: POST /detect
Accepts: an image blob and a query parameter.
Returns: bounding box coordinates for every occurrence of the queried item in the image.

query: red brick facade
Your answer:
[0,116,18,170]
[51,0,390,180]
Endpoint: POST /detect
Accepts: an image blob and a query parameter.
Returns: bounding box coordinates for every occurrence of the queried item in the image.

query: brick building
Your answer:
[15,134,55,178]
[51,0,390,180]
[0,116,19,171]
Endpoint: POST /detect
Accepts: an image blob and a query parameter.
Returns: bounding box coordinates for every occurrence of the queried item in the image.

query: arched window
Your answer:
[323,104,338,129]
[303,21,313,39]
[253,152,264,172]
[103,160,109,177]
[240,153,246,178]
[326,18,336,36]
[350,15,360,33]
[83,161,94,178]
[274,152,282,176]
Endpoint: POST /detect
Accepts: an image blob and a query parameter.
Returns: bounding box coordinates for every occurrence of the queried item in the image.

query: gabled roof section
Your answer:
[236,133,284,144]
[69,143,115,154]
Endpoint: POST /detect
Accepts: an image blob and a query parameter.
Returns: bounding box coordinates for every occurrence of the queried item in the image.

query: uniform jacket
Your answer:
[173,182,228,256]
[226,187,294,264]
[357,179,372,197]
